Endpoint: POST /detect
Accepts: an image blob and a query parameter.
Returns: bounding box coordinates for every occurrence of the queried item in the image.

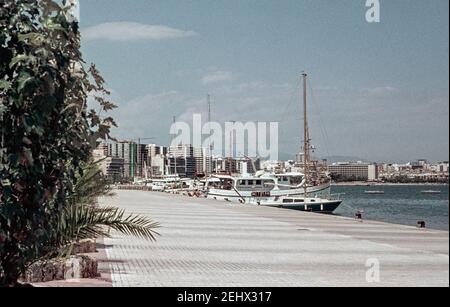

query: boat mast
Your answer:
[302,72,310,197]
[207,94,213,175]
[172,115,177,175]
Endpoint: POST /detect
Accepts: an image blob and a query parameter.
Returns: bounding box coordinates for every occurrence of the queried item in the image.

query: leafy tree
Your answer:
[0,0,120,286]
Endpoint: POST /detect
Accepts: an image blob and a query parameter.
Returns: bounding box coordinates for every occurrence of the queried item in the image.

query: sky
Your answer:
[78,0,449,163]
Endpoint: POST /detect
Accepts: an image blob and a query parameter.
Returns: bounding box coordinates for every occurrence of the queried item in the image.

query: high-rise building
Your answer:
[150,154,166,176]
[93,146,124,179]
[234,157,261,174]
[136,143,148,178]
[328,162,378,181]
[146,144,167,177]
[212,157,260,175]
[168,145,197,178]
[106,141,148,179]
[147,144,167,160]
[107,141,133,178]
[193,147,212,175]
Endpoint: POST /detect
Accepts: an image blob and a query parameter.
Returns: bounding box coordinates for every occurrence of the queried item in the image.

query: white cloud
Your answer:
[201,71,236,85]
[83,22,198,42]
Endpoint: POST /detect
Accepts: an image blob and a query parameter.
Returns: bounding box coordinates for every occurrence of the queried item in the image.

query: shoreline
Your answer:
[331,182,449,187]
[332,212,449,232]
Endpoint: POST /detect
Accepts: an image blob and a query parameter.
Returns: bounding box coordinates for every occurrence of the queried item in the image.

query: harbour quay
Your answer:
[99,190,449,287]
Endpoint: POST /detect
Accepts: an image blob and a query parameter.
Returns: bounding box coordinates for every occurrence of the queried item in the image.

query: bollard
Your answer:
[417,221,426,229]
[355,210,363,220]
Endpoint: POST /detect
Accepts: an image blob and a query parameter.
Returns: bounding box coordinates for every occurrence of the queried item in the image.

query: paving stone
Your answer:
[99,190,449,287]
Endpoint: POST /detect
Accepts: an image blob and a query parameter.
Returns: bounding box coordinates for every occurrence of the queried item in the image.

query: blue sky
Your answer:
[79,0,449,162]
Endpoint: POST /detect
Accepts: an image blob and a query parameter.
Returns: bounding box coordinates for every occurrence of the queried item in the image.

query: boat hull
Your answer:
[261,200,342,214]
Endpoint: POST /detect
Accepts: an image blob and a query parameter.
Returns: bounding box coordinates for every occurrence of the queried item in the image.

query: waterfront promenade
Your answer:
[99,190,449,287]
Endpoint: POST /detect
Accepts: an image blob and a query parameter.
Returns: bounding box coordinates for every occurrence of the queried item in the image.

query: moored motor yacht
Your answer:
[205,172,331,203]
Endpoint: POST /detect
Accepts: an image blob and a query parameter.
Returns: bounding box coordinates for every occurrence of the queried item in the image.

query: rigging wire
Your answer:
[279,77,302,121]
[307,77,332,160]
[278,76,303,151]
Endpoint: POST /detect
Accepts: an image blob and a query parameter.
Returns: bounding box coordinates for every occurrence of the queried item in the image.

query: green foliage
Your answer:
[68,160,115,207]
[0,0,118,286]
[44,161,160,259]
[55,205,160,252]
[381,175,449,184]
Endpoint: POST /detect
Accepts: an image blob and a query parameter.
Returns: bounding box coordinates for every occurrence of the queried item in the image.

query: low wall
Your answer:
[24,255,98,283]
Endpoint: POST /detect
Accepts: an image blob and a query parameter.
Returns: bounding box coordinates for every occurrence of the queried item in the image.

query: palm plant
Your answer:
[53,204,160,256]
[68,159,115,206]
[45,160,160,258]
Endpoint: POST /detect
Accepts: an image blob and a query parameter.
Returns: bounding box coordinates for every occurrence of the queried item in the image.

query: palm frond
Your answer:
[91,206,161,240]
[57,204,160,245]
[67,160,115,206]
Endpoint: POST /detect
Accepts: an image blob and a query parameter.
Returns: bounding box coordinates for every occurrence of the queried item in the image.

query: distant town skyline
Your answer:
[80,0,449,162]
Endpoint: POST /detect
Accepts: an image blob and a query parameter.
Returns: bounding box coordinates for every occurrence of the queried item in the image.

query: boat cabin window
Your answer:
[276,175,303,185]
[208,178,234,190]
[294,199,305,203]
[236,179,275,191]
[278,176,289,183]
[238,180,264,187]
[283,199,294,203]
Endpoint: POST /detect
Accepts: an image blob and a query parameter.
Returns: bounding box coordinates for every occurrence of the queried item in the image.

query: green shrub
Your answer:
[0,0,117,286]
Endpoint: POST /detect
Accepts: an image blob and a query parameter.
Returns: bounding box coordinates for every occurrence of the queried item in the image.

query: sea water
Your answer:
[332,185,449,230]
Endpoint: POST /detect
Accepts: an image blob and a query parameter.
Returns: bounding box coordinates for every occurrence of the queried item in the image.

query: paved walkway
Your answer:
[99,190,449,287]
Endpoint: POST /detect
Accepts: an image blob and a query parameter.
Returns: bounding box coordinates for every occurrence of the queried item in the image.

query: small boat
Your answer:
[421,190,441,194]
[142,175,193,192]
[259,195,343,214]
[364,191,385,195]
